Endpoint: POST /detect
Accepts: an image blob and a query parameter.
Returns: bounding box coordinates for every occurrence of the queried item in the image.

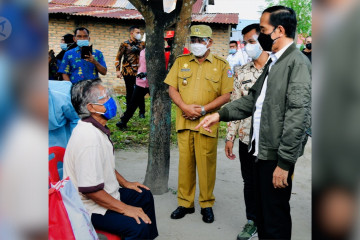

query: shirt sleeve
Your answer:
[75,145,105,194]
[164,58,180,89]
[115,43,125,71]
[96,50,107,69]
[220,62,234,95]
[58,51,71,74]
[226,72,242,142]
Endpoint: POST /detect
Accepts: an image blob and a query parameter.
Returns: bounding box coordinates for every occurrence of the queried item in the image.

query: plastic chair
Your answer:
[48,146,121,240]
[49,146,65,182]
[95,229,121,240]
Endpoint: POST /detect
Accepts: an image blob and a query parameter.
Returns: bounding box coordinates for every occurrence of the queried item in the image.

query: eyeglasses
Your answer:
[97,88,113,101]
[190,37,209,44]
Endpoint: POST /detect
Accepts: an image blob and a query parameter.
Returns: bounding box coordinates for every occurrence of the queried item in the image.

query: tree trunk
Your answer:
[143,21,171,194]
[129,0,195,195]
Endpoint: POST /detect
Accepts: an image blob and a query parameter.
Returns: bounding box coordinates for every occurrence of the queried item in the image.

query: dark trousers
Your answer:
[121,85,149,124]
[255,159,294,240]
[123,75,145,114]
[239,141,257,222]
[91,188,158,240]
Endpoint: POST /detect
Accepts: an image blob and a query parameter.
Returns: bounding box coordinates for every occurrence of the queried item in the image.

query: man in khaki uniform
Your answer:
[164,25,233,223]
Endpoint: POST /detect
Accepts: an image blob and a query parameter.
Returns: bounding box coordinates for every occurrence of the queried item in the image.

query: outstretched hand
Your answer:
[195,113,220,133]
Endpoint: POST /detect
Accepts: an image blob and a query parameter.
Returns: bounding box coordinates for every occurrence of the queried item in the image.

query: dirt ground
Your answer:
[115,138,311,240]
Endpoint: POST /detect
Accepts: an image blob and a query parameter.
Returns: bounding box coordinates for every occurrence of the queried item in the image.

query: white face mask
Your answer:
[135,33,142,40]
[190,41,209,57]
[245,42,262,60]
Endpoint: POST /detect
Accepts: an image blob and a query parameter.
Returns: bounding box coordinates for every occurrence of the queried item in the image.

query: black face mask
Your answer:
[257,26,279,52]
[306,43,312,50]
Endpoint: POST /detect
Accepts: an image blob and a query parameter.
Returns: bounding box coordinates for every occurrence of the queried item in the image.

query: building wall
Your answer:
[49,16,231,94]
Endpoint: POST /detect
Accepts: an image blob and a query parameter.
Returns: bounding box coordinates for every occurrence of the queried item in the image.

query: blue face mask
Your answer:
[229,49,237,54]
[60,43,68,50]
[93,97,117,120]
[77,40,89,47]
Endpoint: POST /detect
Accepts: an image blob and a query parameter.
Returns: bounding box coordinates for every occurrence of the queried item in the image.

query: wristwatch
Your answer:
[200,106,206,116]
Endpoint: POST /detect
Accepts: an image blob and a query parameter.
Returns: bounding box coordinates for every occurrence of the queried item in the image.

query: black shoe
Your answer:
[116,121,127,129]
[170,206,195,219]
[139,113,145,119]
[201,207,214,223]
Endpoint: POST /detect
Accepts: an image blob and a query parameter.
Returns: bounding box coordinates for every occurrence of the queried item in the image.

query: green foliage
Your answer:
[264,0,312,36]
[108,96,228,150]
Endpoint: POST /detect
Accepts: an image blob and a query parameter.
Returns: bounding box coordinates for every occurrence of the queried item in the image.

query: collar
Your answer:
[189,52,214,63]
[270,41,293,64]
[82,116,111,137]
[74,46,81,52]
[129,38,139,44]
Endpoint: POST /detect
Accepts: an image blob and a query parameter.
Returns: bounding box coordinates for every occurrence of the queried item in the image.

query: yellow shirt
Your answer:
[164,53,234,138]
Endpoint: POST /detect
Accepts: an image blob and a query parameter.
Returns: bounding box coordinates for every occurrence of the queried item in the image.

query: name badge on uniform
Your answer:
[242,80,251,84]
[227,69,233,78]
[181,69,190,72]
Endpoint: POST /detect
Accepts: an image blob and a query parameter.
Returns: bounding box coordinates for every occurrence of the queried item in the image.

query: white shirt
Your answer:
[251,42,293,156]
[63,120,120,216]
[227,50,246,72]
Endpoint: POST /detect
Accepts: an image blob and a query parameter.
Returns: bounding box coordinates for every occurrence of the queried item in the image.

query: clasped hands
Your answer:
[181,104,202,121]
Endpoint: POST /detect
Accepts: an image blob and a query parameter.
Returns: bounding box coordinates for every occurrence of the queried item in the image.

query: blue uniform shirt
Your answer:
[58,46,107,84]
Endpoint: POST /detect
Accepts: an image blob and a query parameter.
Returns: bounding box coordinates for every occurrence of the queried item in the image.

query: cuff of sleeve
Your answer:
[79,183,104,194]
[277,156,294,171]
[218,108,229,122]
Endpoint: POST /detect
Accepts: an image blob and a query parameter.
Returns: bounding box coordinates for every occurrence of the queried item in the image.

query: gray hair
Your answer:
[71,79,103,119]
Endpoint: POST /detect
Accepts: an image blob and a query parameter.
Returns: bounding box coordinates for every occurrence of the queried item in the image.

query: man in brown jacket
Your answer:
[115,26,145,127]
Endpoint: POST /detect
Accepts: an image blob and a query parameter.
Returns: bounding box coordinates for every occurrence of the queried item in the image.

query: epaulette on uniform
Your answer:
[176,53,192,59]
[213,55,228,64]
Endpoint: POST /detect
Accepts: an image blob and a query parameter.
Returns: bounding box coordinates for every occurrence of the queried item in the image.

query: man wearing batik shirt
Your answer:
[115,26,146,120]
[225,24,269,240]
[59,27,107,84]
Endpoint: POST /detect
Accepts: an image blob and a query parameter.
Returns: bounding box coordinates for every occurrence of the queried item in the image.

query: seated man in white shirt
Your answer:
[63,78,158,239]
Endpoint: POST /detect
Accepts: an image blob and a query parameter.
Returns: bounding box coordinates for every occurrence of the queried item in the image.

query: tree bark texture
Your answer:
[129,0,195,195]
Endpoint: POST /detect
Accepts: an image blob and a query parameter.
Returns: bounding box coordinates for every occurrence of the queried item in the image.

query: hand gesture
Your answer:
[84,52,96,64]
[124,181,150,193]
[116,71,122,78]
[272,166,289,188]
[195,113,220,132]
[182,104,202,120]
[225,141,236,160]
[122,204,152,224]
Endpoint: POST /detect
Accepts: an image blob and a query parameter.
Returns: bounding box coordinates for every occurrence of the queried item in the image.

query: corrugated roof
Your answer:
[192,13,238,25]
[89,0,117,7]
[49,0,135,9]
[49,2,238,25]
[50,0,77,5]
[192,0,203,13]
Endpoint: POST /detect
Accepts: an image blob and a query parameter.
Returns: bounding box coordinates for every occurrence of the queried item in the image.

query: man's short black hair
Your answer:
[63,34,74,44]
[263,5,297,39]
[229,40,238,46]
[74,27,90,36]
[129,26,140,32]
[242,23,260,36]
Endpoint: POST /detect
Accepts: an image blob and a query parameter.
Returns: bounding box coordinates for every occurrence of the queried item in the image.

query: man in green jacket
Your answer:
[196,5,311,240]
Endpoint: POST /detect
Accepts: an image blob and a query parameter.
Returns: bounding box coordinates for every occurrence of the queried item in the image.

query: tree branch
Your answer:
[129,0,149,16]
[168,0,195,69]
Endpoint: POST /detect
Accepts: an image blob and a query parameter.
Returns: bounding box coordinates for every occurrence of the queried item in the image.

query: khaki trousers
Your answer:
[177,130,218,208]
